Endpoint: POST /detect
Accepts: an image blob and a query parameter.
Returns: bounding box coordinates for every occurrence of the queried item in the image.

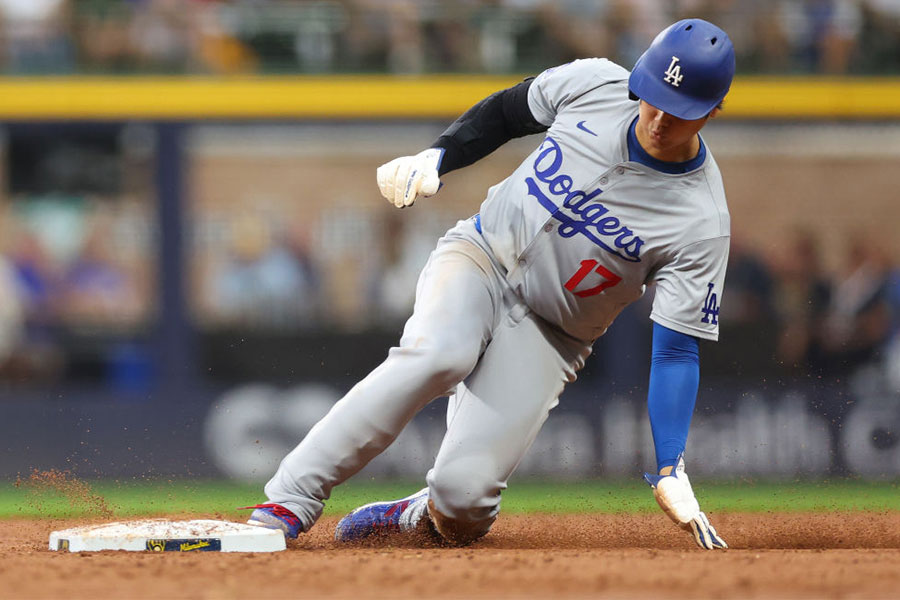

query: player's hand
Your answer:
[643,456,727,550]
[376,148,443,208]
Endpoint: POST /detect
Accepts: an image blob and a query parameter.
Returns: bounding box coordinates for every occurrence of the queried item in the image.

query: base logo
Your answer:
[57,539,69,551]
[146,538,222,552]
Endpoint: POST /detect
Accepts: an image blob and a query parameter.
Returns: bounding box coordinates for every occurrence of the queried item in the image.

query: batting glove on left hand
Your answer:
[376,148,443,208]
[644,456,727,550]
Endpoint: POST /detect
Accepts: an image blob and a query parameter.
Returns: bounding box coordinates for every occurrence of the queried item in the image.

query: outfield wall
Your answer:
[2,366,897,482]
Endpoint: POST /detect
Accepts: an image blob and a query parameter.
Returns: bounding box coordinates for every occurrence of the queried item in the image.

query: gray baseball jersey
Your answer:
[260,58,730,537]
[478,58,730,341]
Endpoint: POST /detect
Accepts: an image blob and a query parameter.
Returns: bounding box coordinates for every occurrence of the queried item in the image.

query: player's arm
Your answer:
[643,322,727,550]
[647,322,699,472]
[430,78,547,176]
[376,78,548,208]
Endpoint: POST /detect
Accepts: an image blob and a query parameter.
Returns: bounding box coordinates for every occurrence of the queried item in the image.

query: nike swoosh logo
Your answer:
[576,120,598,136]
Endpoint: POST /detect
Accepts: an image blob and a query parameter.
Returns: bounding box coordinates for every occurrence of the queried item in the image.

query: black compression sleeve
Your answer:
[431,77,548,176]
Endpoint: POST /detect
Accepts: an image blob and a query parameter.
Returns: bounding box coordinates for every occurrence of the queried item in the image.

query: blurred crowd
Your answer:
[723,230,900,382]
[0,198,154,384]
[0,0,899,75]
[1,188,899,391]
[191,202,450,332]
[0,0,898,390]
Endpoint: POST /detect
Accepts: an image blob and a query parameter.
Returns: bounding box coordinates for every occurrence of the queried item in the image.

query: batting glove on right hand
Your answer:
[376,148,443,208]
[644,456,727,550]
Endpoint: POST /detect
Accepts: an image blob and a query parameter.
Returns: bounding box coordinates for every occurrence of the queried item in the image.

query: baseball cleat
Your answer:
[334,487,430,542]
[240,503,303,539]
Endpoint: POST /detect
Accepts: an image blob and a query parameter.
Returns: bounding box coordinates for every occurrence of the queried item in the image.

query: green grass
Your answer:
[1,477,898,519]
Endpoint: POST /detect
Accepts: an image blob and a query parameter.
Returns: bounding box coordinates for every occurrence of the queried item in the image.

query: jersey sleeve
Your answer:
[650,236,730,341]
[527,58,630,126]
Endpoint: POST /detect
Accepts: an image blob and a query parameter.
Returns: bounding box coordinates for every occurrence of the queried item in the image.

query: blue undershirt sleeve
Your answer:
[648,322,700,472]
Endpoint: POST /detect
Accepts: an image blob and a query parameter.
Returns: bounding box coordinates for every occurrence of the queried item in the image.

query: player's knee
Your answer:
[416,338,479,390]
[427,462,500,544]
[430,477,498,518]
[427,498,494,546]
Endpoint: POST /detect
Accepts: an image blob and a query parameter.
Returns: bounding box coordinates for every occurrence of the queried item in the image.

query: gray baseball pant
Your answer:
[263,219,591,539]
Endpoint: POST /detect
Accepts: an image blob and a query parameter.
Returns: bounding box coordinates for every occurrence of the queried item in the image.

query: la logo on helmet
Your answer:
[663,56,683,87]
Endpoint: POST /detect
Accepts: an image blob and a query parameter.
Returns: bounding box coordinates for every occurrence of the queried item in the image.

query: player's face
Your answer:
[635,101,718,163]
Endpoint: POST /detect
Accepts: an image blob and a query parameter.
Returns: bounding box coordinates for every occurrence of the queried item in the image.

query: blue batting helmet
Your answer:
[628,19,735,120]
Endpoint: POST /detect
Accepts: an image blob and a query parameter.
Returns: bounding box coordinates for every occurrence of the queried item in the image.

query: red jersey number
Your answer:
[564,259,622,298]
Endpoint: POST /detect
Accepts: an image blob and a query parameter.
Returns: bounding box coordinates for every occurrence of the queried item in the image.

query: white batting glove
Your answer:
[644,456,727,550]
[376,148,443,208]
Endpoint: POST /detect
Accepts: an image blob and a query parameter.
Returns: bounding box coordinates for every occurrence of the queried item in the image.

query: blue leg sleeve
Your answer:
[647,322,700,472]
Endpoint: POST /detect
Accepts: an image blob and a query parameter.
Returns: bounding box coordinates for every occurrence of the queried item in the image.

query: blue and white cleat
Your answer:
[241,503,303,539]
[335,487,430,542]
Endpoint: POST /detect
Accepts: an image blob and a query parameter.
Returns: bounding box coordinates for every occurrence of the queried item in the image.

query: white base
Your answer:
[49,519,286,553]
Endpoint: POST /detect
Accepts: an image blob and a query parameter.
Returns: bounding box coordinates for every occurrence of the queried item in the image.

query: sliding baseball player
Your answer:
[244,18,734,550]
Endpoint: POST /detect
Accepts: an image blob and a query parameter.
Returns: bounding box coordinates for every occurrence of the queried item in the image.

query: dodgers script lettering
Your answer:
[525,137,645,262]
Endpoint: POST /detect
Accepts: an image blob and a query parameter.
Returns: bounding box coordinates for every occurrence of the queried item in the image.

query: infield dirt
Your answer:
[2,513,898,599]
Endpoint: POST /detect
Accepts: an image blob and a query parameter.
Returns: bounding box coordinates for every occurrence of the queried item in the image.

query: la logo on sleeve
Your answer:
[701,282,719,325]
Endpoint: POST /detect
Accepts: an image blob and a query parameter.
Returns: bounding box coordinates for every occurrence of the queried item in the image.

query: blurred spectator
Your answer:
[535,1,616,66]
[193,1,257,74]
[4,224,65,382]
[351,0,427,74]
[423,2,481,72]
[208,213,321,330]
[884,262,900,394]
[1,0,899,74]
[128,0,195,72]
[475,0,536,72]
[888,261,900,337]
[698,235,777,378]
[366,209,436,326]
[341,0,390,71]
[821,234,893,375]
[819,0,863,73]
[382,0,425,73]
[58,215,145,328]
[884,262,900,392]
[856,0,900,73]
[720,235,776,325]
[605,0,665,67]
[0,0,74,73]
[0,251,23,364]
[769,228,832,375]
[742,0,792,72]
[777,0,862,73]
[8,226,58,330]
[330,0,420,73]
[74,0,135,72]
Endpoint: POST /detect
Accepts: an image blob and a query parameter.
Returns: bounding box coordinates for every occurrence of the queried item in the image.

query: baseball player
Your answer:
[243,18,733,550]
